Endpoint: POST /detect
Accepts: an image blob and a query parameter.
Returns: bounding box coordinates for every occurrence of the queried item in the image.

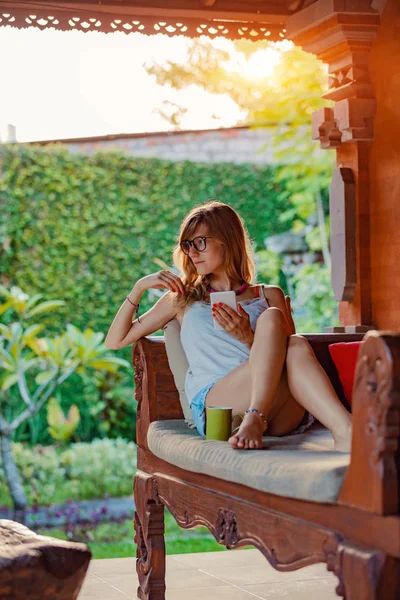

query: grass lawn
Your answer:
[40,509,234,559]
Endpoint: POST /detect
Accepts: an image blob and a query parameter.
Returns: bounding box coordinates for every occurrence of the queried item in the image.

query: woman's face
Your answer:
[183,224,225,276]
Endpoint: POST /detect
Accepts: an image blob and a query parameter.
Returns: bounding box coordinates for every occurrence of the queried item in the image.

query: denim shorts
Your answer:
[190,384,315,438]
[189,383,215,437]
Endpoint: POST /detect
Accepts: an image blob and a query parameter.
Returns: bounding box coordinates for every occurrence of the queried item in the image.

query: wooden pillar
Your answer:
[286,0,387,333]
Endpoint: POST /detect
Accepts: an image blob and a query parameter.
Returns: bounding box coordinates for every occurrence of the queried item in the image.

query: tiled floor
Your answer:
[79,549,338,599]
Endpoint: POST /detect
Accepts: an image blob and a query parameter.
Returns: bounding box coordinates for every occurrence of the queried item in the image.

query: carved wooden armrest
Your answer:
[133,336,183,450]
[338,331,400,514]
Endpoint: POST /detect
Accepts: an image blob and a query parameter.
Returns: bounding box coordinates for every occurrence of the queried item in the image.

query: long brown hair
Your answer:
[173,201,255,309]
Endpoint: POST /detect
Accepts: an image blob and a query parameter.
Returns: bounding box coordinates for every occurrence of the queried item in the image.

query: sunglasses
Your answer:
[180,236,213,255]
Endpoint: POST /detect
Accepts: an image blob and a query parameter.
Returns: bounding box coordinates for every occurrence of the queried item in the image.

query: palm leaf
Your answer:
[0,300,14,316]
[35,369,58,385]
[0,324,13,341]
[25,337,49,357]
[0,373,18,391]
[26,300,65,318]
[24,294,44,311]
[23,323,45,339]
[87,357,130,371]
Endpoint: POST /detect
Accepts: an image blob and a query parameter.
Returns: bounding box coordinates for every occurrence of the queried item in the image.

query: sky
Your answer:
[0,27,289,142]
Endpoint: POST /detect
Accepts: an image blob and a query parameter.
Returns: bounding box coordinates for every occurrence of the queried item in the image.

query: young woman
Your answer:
[105,201,352,452]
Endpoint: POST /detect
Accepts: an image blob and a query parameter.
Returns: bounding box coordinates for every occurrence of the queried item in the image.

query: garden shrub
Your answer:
[0,437,137,507]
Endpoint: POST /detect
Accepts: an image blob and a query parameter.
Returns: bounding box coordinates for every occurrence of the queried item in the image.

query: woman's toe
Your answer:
[228,435,237,448]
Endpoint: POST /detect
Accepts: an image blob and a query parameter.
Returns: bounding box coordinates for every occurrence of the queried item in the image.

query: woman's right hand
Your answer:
[137,271,185,295]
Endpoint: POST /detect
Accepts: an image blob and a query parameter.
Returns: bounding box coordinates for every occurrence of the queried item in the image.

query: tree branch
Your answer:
[0,414,11,436]
[9,363,78,431]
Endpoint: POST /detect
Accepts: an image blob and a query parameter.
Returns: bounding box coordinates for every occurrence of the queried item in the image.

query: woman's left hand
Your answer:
[212,303,254,348]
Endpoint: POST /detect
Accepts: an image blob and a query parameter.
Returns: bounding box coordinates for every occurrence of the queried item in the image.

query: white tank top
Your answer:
[180,286,269,405]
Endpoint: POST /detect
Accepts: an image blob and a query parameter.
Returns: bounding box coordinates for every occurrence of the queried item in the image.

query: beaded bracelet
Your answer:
[126,296,141,323]
[245,408,268,427]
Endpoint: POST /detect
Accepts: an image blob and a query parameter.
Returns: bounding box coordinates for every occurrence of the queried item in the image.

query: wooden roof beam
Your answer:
[0,0,290,38]
[0,1,288,23]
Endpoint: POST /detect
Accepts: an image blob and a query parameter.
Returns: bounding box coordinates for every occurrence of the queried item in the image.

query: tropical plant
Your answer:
[291,263,339,332]
[46,397,80,443]
[0,284,65,324]
[0,286,129,519]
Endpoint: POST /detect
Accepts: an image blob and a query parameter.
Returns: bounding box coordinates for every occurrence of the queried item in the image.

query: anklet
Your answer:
[245,408,268,427]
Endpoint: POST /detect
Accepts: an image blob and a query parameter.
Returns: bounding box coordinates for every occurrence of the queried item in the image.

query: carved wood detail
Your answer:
[133,345,149,450]
[312,98,376,149]
[329,167,357,301]
[287,0,380,158]
[134,472,166,600]
[215,508,239,548]
[155,475,333,571]
[133,347,146,414]
[0,6,287,40]
[288,1,381,149]
[323,534,400,600]
[339,331,400,514]
[150,473,400,598]
[312,107,342,149]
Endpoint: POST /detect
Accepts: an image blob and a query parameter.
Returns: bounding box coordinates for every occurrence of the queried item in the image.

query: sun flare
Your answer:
[223,40,293,80]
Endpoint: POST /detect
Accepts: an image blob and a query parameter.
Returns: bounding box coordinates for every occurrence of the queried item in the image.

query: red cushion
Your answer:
[328,342,362,404]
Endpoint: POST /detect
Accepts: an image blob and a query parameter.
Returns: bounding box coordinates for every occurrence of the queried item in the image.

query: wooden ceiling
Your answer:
[0,0,317,39]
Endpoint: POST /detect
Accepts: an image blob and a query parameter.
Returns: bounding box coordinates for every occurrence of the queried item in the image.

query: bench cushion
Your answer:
[328,341,362,404]
[147,420,350,503]
[163,319,196,428]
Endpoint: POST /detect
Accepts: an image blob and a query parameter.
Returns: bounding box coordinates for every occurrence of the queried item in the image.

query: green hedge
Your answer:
[0,145,291,335]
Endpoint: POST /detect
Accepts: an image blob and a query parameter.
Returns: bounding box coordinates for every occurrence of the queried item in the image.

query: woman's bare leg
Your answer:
[285,335,352,451]
[206,311,352,451]
[207,308,301,449]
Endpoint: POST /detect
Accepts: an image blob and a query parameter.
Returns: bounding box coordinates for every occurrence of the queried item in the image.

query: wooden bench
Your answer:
[132,331,400,599]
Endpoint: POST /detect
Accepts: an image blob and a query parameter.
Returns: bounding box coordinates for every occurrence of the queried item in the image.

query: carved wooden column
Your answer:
[287,0,387,332]
[338,331,400,515]
[324,535,400,599]
[134,472,166,600]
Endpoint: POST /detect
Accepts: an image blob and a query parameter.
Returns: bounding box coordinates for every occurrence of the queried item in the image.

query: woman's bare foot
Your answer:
[333,422,352,452]
[228,412,266,449]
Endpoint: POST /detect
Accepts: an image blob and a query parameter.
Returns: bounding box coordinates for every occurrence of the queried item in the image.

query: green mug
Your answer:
[205,406,243,441]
